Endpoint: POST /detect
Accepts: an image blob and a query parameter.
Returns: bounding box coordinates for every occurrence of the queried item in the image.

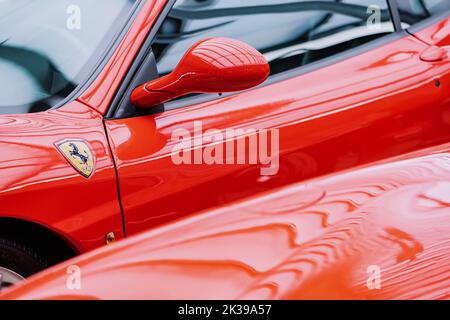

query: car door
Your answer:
[105,0,450,235]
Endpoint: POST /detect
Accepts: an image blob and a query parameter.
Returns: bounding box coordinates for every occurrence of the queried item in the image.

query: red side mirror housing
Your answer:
[131,37,270,109]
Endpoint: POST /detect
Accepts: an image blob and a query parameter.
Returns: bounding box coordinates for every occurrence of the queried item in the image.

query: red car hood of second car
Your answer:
[2,143,450,300]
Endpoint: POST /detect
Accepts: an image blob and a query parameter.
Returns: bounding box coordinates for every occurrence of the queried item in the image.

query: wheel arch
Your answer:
[0,217,78,266]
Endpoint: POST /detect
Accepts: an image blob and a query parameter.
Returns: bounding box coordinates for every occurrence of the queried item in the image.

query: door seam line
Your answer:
[102,119,127,238]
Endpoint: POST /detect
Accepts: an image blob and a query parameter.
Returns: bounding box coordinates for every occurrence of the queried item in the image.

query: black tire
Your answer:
[0,237,49,288]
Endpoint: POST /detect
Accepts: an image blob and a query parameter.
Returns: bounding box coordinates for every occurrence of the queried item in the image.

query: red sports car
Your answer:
[1,0,450,289]
[1,143,449,299]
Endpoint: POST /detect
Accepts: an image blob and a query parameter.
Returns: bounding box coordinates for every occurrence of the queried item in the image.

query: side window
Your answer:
[153,0,395,78]
[397,0,450,27]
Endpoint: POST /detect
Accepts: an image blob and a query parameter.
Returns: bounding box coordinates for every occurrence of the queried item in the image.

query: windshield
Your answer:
[0,0,136,114]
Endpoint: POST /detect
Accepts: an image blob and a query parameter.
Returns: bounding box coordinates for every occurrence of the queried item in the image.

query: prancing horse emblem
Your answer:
[56,140,95,178]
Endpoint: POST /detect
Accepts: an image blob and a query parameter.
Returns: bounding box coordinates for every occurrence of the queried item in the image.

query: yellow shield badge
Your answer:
[56,140,95,178]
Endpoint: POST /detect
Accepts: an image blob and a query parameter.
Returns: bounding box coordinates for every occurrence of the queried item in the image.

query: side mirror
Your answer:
[131,37,270,109]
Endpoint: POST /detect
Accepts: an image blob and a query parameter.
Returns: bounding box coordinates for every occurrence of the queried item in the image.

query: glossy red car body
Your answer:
[0,0,450,266]
[2,143,449,300]
[131,38,270,108]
